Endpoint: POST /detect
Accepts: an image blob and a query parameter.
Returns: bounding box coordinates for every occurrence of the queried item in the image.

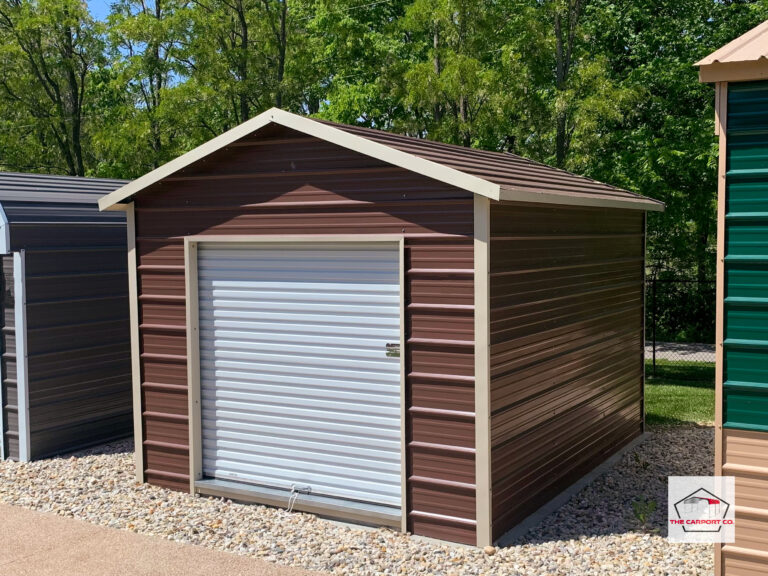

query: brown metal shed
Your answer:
[99,109,663,546]
[0,172,132,462]
[697,21,768,576]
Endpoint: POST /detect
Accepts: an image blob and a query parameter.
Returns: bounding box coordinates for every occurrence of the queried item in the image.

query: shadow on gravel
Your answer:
[57,438,135,459]
[501,425,715,547]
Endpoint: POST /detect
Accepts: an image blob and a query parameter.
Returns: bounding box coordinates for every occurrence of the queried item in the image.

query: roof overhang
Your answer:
[696,20,768,83]
[499,187,664,212]
[99,108,501,211]
[698,59,768,83]
[99,107,663,213]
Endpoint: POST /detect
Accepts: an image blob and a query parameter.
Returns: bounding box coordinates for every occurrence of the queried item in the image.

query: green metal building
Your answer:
[698,20,768,576]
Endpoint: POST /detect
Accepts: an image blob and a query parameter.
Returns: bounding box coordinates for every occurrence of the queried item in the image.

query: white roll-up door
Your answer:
[198,242,402,510]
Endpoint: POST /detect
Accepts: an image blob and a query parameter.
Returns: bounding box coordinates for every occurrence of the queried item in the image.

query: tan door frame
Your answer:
[184,234,407,532]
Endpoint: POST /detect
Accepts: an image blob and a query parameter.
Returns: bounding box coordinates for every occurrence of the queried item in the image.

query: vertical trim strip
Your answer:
[126,203,145,482]
[642,212,647,434]
[185,239,202,493]
[474,195,492,546]
[0,203,10,255]
[399,237,407,534]
[714,80,728,576]
[14,250,30,462]
[0,256,4,460]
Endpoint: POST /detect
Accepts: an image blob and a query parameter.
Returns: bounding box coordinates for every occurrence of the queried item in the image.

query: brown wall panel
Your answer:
[408,482,476,519]
[132,126,476,543]
[722,429,768,573]
[489,203,644,540]
[723,555,768,576]
[408,443,475,485]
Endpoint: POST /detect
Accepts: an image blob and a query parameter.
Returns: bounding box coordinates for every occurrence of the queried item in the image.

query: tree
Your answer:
[0,0,103,175]
[103,0,190,171]
[580,0,768,280]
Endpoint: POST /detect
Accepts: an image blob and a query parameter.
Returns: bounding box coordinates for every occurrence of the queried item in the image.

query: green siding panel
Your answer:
[726,266,768,298]
[725,82,768,432]
[726,307,768,341]
[726,223,768,256]
[724,381,768,431]
[725,348,768,385]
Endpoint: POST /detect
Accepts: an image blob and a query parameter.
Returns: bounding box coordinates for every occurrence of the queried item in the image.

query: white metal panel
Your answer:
[199,243,402,509]
[0,203,10,254]
[14,251,29,462]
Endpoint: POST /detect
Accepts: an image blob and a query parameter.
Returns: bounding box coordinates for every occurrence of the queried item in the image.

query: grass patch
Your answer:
[645,360,715,426]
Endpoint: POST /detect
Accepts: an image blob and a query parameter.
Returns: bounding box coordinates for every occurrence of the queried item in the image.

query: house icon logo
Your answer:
[668,476,735,543]
[673,488,730,533]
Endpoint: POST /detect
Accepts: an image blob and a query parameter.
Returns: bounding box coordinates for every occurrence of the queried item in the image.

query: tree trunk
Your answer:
[552,0,582,168]
[275,0,287,108]
[433,26,442,122]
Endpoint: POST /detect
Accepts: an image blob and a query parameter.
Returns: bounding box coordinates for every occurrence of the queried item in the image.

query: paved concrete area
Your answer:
[645,342,715,363]
[0,503,317,576]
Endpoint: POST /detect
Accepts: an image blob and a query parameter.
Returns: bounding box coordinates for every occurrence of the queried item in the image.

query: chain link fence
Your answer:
[646,277,716,381]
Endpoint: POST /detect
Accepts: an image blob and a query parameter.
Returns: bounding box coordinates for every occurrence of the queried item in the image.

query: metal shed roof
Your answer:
[99,108,664,212]
[697,20,768,82]
[0,172,128,205]
[0,172,128,252]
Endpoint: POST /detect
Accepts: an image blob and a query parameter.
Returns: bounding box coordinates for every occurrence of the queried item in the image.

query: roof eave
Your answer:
[498,186,665,212]
[697,59,768,83]
[99,108,501,210]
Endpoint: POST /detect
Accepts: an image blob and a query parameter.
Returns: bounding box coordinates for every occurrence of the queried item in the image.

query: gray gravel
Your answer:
[0,426,714,575]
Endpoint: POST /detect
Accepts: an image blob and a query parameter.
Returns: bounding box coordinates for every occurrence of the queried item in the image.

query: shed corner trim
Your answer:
[0,204,9,254]
[474,195,492,547]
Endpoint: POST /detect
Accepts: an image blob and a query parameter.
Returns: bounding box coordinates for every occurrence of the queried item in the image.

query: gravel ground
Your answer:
[0,426,714,576]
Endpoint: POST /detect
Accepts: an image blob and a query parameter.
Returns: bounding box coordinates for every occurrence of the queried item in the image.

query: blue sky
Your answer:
[87,0,112,21]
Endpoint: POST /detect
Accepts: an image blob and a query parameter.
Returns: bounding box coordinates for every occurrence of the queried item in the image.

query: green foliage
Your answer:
[631,497,657,531]
[647,277,716,343]
[1,0,767,282]
[0,0,104,175]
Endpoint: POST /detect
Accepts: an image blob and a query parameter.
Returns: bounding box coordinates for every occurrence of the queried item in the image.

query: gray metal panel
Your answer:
[0,175,132,459]
[0,254,12,459]
[3,202,125,225]
[0,172,127,204]
[198,243,402,509]
[23,239,131,459]
[0,173,134,459]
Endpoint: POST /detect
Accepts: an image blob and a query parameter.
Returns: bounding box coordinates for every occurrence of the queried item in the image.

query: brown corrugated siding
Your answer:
[21,235,132,459]
[488,203,644,540]
[1,255,17,459]
[133,126,477,544]
[722,429,768,574]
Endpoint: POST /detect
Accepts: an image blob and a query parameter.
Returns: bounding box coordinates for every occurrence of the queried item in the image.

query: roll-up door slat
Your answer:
[199,243,402,509]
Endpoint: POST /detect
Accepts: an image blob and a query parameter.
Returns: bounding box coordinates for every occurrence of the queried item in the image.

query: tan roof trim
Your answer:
[99,108,501,210]
[696,20,768,83]
[99,107,663,213]
[696,20,768,66]
[698,60,768,83]
[499,186,665,212]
